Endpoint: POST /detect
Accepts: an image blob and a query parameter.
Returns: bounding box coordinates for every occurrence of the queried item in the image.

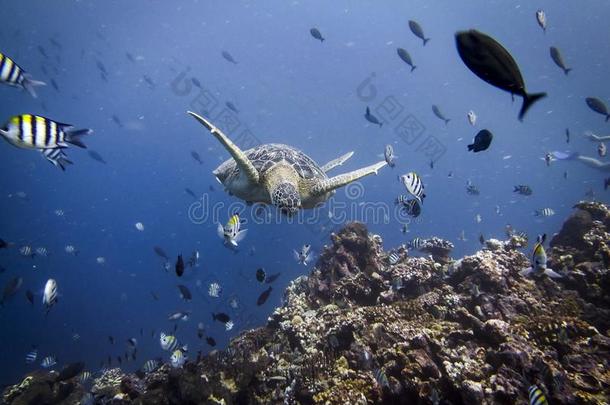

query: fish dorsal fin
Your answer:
[187,111,259,184]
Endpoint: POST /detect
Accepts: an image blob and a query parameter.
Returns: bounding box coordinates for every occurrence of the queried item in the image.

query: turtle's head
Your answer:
[271,182,301,216]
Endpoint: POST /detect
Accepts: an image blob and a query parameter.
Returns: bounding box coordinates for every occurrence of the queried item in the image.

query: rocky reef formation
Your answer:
[3,202,609,404]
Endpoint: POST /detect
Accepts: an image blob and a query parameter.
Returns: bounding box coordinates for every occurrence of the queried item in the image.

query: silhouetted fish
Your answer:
[310,28,325,42]
[221,51,237,64]
[225,102,239,114]
[175,254,184,277]
[56,362,85,382]
[364,106,383,127]
[87,150,107,164]
[25,290,34,305]
[191,151,203,164]
[206,336,216,346]
[212,312,231,323]
[265,272,281,284]
[408,20,430,46]
[585,97,610,121]
[467,129,493,152]
[153,246,168,260]
[455,29,546,121]
[177,285,192,301]
[257,287,272,306]
[549,46,571,75]
[111,115,123,128]
[432,105,450,125]
[1,277,23,306]
[396,48,416,72]
[185,188,197,199]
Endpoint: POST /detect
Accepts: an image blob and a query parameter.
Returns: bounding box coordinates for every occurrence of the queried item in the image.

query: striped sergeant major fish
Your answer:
[293,244,314,266]
[159,332,187,352]
[407,237,425,250]
[400,172,426,204]
[217,213,247,247]
[528,385,548,405]
[534,208,555,217]
[41,148,73,171]
[142,359,159,374]
[41,356,57,368]
[388,252,400,265]
[170,349,187,368]
[42,278,58,313]
[25,348,38,364]
[0,53,46,97]
[0,114,91,150]
[519,234,562,279]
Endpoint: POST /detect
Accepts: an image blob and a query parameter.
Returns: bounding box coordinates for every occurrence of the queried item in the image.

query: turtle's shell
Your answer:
[214,143,326,183]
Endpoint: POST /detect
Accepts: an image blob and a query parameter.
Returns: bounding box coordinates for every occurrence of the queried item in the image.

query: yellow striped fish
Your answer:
[217,213,247,247]
[528,385,548,405]
[0,53,45,97]
[0,114,91,150]
[520,234,562,278]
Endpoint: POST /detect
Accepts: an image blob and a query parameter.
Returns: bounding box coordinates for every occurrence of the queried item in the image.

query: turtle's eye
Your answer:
[271,182,301,216]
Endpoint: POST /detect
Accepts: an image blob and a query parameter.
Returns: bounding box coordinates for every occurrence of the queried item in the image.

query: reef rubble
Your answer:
[3,202,609,404]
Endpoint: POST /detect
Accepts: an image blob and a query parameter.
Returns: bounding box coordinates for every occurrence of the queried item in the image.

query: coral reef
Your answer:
[3,202,609,404]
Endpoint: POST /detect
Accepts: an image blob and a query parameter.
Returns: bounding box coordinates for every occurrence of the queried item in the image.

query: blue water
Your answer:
[1,0,609,384]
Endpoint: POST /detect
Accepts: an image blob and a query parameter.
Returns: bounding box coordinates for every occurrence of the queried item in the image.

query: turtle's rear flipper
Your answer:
[320,151,354,173]
[312,160,387,195]
[187,111,260,183]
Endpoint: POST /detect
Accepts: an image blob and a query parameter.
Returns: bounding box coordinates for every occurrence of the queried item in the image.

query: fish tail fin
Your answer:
[216,224,225,240]
[544,268,563,278]
[53,156,73,171]
[423,38,430,46]
[444,118,450,125]
[65,128,92,148]
[411,65,416,72]
[564,68,572,75]
[467,143,474,151]
[519,92,547,121]
[233,229,248,244]
[519,267,534,277]
[22,75,46,98]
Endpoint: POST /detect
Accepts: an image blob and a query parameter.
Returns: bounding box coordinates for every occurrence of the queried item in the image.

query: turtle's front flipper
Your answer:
[320,151,354,173]
[312,161,387,195]
[187,111,259,183]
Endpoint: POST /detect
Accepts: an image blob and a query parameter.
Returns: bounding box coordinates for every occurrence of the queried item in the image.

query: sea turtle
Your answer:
[188,111,387,215]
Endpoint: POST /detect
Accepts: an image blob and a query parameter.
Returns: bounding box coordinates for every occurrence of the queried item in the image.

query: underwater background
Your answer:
[0,0,609,391]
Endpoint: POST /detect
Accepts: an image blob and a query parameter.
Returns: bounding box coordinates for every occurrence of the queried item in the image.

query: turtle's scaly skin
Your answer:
[214,144,331,209]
